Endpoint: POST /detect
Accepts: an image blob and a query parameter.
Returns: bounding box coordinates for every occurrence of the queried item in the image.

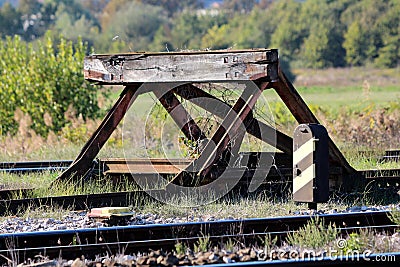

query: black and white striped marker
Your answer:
[293,124,329,204]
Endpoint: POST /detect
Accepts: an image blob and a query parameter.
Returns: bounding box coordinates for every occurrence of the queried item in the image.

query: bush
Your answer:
[0,32,102,136]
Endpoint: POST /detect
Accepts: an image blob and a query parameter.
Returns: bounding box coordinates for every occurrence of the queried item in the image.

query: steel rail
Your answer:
[0,212,397,264]
[205,253,400,267]
[0,160,73,174]
[380,150,400,163]
[0,224,398,264]
[0,190,162,216]
[0,211,395,262]
[1,156,398,178]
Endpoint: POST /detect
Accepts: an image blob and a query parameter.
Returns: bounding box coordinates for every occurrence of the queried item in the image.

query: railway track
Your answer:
[0,211,397,265]
[1,153,399,265]
[1,154,399,181]
[0,154,399,216]
[380,150,400,163]
[0,160,73,173]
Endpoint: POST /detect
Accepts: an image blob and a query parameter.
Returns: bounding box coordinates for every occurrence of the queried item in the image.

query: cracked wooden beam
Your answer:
[84,49,278,84]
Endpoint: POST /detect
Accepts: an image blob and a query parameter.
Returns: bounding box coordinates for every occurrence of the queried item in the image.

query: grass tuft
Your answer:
[286,217,338,249]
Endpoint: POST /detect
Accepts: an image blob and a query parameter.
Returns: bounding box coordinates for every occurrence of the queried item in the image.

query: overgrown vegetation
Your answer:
[0,32,103,136]
[388,209,400,227]
[286,217,338,249]
[194,235,211,253]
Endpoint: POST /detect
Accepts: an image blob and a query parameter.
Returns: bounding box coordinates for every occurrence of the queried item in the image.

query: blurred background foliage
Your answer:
[0,0,399,68]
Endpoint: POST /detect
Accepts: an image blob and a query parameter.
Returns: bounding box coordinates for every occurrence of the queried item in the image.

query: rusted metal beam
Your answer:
[57,84,142,181]
[101,158,192,175]
[174,84,293,155]
[84,49,278,84]
[273,69,355,174]
[153,88,206,142]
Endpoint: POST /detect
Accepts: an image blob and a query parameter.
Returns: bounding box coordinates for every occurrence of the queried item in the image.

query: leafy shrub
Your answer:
[0,32,102,136]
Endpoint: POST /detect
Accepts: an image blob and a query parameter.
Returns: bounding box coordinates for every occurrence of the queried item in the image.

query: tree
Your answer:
[166,11,200,50]
[150,10,228,51]
[221,0,256,13]
[269,0,303,61]
[0,2,21,37]
[298,1,347,68]
[0,33,101,136]
[99,0,130,30]
[99,2,166,52]
[201,24,232,49]
[52,1,99,45]
[17,0,41,14]
[79,0,109,15]
[343,21,367,66]
[220,7,273,49]
[142,0,203,17]
[374,0,400,68]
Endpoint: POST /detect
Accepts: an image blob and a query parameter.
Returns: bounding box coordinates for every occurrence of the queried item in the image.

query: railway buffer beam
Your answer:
[56,49,357,190]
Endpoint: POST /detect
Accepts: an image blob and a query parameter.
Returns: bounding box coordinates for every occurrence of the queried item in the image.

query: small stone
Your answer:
[193,256,207,265]
[57,224,67,230]
[157,255,164,264]
[203,252,212,258]
[208,253,218,261]
[146,257,157,265]
[163,254,179,266]
[223,256,233,263]
[121,255,135,264]
[240,255,251,262]
[238,248,250,256]
[250,250,257,259]
[179,259,190,265]
[72,258,85,267]
[136,257,147,265]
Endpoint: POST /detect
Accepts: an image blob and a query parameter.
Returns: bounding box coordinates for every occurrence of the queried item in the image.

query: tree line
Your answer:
[1,0,399,69]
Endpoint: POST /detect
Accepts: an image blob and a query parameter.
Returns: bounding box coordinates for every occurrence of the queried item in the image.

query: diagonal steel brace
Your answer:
[57,84,142,181]
[173,84,293,155]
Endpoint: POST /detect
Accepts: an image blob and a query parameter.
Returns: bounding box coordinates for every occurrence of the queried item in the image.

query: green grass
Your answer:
[0,171,57,190]
[262,84,399,112]
[342,146,400,170]
[388,209,400,226]
[286,217,338,249]
[0,171,140,200]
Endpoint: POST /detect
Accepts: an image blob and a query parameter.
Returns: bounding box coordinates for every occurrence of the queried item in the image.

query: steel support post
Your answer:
[57,84,142,181]
[153,88,206,142]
